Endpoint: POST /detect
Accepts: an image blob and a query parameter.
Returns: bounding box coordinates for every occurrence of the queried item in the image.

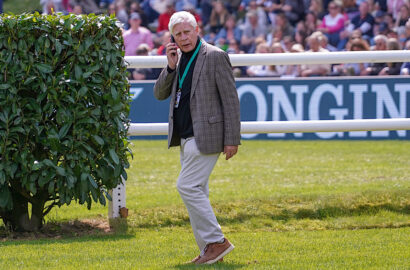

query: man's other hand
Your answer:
[223,145,238,160]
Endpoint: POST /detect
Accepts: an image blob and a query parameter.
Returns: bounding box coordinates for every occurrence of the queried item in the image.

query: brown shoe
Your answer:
[190,255,201,263]
[190,255,223,264]
[195,238,234,265]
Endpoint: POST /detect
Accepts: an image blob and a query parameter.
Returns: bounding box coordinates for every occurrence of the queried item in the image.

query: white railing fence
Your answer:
[126,50,410,68]
[108,51,410,219]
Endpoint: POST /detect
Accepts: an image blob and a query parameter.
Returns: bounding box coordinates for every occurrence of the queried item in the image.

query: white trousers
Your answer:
[177,137,224,254]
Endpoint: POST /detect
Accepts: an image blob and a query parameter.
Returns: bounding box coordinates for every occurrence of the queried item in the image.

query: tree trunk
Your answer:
[1,189,45,232]
[30,199,45,231]
[1,189,29,231]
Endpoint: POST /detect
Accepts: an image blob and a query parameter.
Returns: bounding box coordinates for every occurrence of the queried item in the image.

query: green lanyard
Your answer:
[178,40,202,90]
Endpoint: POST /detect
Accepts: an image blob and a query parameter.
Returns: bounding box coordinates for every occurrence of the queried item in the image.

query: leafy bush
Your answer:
[0,13,131,231]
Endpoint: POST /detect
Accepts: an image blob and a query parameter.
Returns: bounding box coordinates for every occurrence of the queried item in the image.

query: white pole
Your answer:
[125,50,410,68]
[127,119,410,136]
[108,179,126,219]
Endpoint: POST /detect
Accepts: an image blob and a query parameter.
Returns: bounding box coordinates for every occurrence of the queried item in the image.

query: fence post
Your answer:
[108,179,127,219]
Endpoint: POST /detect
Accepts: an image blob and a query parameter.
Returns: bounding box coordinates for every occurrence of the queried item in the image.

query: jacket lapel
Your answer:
[190,40,207,99]
[170,58,181,109]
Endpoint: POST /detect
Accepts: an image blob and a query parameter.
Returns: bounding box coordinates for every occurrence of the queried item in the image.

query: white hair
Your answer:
[168,11,197,35]
[374,34,388,44]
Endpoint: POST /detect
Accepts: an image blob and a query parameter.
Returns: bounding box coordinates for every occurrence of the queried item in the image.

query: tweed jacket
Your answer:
[153,40,241,154]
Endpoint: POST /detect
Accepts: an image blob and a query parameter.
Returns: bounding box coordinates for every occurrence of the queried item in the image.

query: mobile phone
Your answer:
[171,35,176,56]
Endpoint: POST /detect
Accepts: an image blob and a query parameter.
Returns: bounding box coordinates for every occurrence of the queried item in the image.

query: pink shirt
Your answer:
[320,13,346,33]
[123,27,154,56]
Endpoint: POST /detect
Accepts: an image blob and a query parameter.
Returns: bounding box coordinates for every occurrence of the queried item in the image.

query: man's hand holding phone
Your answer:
[166,35,178,70]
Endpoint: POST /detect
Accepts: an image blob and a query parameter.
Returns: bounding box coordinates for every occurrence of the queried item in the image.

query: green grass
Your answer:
[3,0,41,14]
[1,140,409,269]
[0,228,409,269]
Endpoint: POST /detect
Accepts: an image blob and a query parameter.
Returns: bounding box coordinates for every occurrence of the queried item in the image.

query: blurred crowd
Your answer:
[41,0,410,78]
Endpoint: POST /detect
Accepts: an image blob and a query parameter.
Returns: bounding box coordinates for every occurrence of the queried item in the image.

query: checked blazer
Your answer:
[153,40,241,154]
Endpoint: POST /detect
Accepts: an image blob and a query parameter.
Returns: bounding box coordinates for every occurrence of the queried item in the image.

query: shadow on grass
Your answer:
[132,200,410,229]
[172,262,246,269]
[0,218,134,246]
[218,202,410,223]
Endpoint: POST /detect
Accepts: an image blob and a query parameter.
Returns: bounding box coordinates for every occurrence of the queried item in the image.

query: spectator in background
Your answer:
[141,0,159,23]
[394,4,410,27]
[246,0,269,27]
[241,10,268,53]
[343,0,359,18]
[318,1,347,46]
[267,27,284,46]
[301,32,331,76]
[378,37,402,75]
[62,0,73,13]
[209,1,229,34]
[270,42,288,76]
[41,0,64,14]
[339,1,375,49]
[309,0,326,19]
[149,0,170,15]
[318,33,338,51]
[387,0,406,20]
[155,31,171,55]
[374,0,388,13]
[107,3,116,16]
[394,5,410,41]
[226,39,244,54]
[72,4,83,14]
[403,19,410,44]
[265,0,286,25]
[362,34,388,75]
[199,0,213,25]
[72,0,100,14]
[384,12,396,30]
[114,0,129,25]
[282,35,295,51]
[373,10,386,36]
[220,0,241,14]
[175,0,197,11]
[295,28,308,48]
[273,12,295,38]
[305,11,321,36]
[344,29,366,49]
[183,3,202,24]
[266,12,294,46]
[98,0,115,9]
[400,39,410,74]
[285,43,305,77]
[130,44,160,80]
[130,1,149,27]
[123,12,154,56]
[246,43,279,76]
[282,0,306,25]
[214,14,242,48]
[333,38,370,75]
[157,0,176,32]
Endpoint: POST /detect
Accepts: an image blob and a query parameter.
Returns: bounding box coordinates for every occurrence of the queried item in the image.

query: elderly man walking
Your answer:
[153,11,240,265]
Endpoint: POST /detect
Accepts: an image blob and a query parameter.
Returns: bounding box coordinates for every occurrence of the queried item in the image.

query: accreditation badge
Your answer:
[174,89,181,108]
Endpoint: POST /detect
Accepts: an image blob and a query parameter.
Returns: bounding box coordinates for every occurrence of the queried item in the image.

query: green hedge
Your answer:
[0,13,131,231]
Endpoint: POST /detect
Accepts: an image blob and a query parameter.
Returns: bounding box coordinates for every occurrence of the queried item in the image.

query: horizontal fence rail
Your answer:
[128,119,410,136]
[125,50,410,68]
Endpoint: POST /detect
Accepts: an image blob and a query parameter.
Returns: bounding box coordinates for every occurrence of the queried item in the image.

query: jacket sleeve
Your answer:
[214,51,241,146]
[153,66,176,100]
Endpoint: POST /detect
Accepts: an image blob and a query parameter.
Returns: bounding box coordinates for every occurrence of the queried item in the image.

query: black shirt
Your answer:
[173,38,200,139]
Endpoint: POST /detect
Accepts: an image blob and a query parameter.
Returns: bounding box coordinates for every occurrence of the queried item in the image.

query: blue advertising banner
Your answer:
[130,77,410,140]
